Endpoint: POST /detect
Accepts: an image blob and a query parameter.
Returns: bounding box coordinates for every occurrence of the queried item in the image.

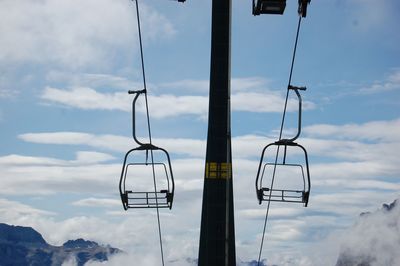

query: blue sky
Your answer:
[1,0,400,265]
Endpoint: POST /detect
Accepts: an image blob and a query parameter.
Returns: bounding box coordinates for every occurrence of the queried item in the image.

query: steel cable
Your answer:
[133,1,165,265]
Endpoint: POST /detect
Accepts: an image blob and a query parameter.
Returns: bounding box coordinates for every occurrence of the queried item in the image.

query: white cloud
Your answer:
[19,132,94,145]
[305,192,400,226]
[0,152,114,166]
[72,198,121,208]
[313,178,400,191]
[0,198,55,219]
[0,154,66,166]
[75,151,115,164]
[232,77,272,92]
[41,86,130,111]
[0,162,120,196]
[304,119,400,142]
[61,257,78,266]
[41,81,315,118]
[335,199,400,266]
[46,72,138,91]
[85,253,163,266]
[360,69,400,94]
[0,151,118,195]
[0,88,17,99]
[239,207,304,220]
[0,0,175,68]
[18,132,206,156]
[160,77,271,94]
[160,79,209,93]
[41,86,207,117]
[232,92,315,113]
[148,94,208,118]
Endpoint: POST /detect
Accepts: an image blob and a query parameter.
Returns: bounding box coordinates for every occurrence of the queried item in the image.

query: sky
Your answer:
[0,0,400,265]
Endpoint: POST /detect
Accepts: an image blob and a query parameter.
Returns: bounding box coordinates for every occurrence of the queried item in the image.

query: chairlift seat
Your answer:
[255,142,310,207]
[258,185,310,205]
[122,190,173,209]
[119,144,174,210]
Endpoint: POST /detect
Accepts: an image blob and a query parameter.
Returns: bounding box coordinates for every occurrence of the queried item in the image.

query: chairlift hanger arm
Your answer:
[278,85,307,143]
[129,90,147,146]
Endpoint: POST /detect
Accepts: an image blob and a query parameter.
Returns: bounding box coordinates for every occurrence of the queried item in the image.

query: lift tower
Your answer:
[198,0,236,265]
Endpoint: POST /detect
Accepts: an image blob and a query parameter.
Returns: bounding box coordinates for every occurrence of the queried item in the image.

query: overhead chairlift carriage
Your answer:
[253,0,310,17]
[119,90,174,210]
[255,85,310,207]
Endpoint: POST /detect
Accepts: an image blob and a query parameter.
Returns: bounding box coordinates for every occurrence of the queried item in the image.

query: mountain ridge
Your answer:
[0,223,121,266]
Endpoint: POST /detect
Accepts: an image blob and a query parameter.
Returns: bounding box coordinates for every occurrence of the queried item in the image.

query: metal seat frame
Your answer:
[255,141,310,206]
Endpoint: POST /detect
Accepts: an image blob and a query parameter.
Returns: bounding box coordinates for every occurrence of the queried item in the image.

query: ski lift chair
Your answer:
[119,90,175,210]
[255,85,311,207]
[119,144,174,210]
[255,141,310,206]
[253,0,286,16]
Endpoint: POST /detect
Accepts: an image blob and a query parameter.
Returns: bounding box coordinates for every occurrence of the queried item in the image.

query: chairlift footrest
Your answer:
[122,190,173,209]
[258,188,307,205]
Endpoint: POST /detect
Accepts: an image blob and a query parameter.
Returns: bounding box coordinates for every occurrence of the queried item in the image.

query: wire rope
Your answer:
[133,1,165,265]
[257,16,303,266]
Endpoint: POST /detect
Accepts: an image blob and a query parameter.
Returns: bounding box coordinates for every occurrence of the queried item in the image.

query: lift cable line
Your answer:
[254,2,311,265]
[257,16,302,265]
[133,0,166,264]
[118,0,182,265]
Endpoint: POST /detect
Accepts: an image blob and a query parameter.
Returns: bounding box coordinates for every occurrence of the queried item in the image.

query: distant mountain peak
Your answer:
[0,223,46,245]
[382,199,397,211]
[360,199,398,217]
[0,223,121,266]
[63,238,99,249]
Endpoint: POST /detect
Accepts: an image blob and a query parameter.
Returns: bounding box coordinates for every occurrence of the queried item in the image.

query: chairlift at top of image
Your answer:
[253,0,310,17]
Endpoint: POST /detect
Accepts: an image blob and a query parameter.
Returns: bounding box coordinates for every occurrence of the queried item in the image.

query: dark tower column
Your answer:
[198,0,236,265]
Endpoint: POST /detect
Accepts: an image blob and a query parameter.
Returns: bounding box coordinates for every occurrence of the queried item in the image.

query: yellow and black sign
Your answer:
[205,162,232,179]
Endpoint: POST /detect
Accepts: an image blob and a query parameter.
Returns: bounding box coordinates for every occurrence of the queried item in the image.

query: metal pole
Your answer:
[198,0,236,265]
